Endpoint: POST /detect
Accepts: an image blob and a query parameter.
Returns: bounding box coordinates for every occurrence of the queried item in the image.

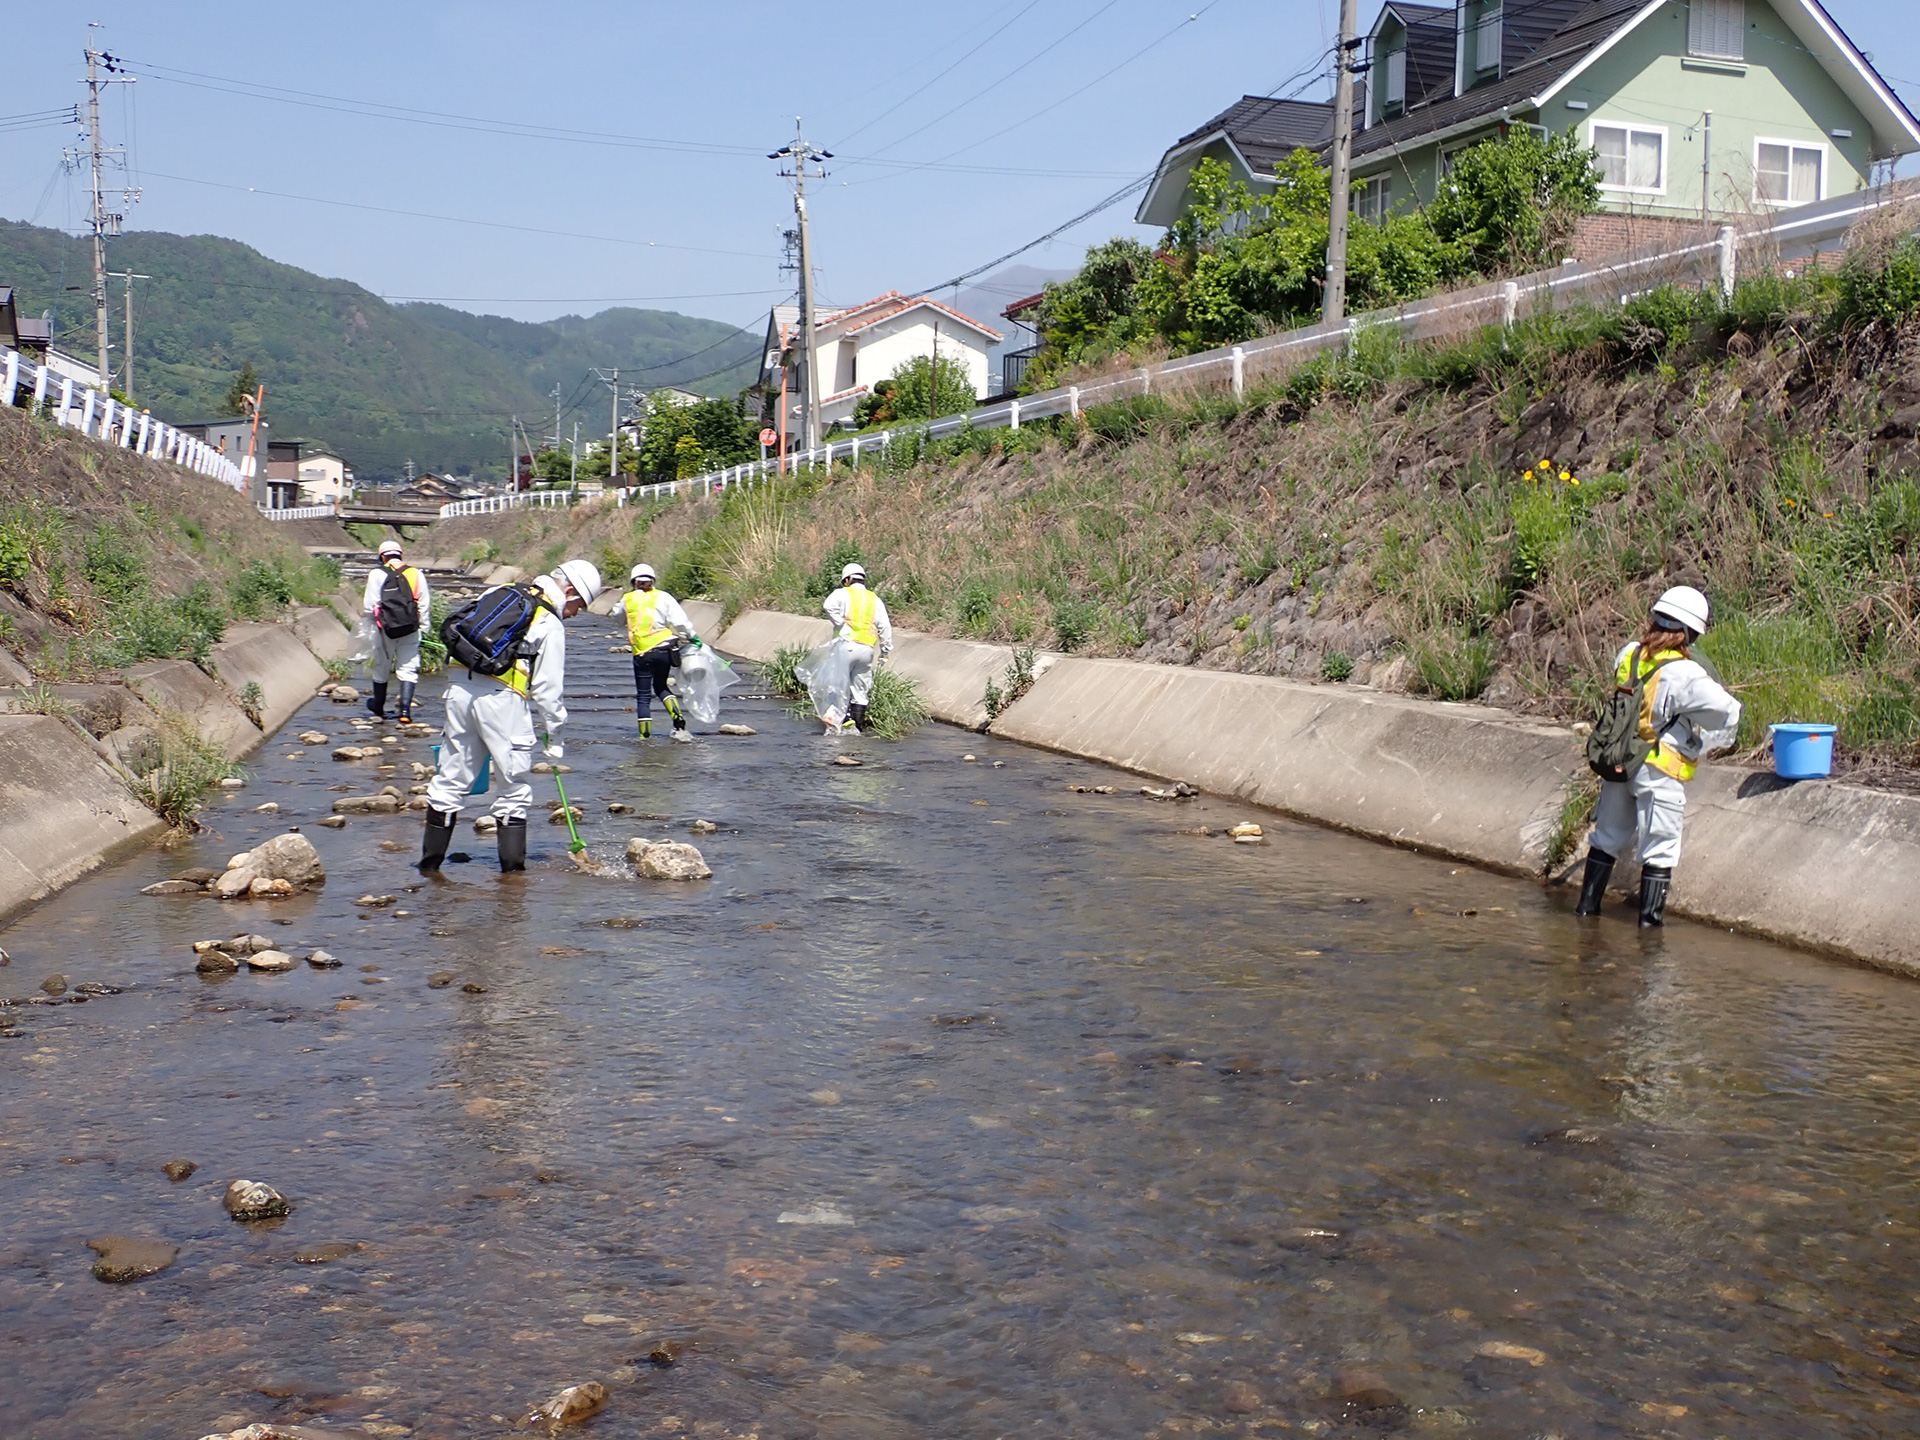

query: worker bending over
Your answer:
[362,539,430,722]
[1575,585,1741,927]
[624,563,699,742]
[420,559,602,873]
[822,562,893,734]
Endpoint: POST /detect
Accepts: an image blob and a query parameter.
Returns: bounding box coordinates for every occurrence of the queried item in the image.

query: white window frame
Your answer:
[1688,0,1745,61]
[1589,120,1668,196]
[1474,3,1503,73]
[1384,45,1407,109]
[1350,174,1392,222]
[1752,136,1827,206]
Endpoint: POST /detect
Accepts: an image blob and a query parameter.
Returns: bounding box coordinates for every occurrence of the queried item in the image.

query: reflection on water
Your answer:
[4,615,1920,1438]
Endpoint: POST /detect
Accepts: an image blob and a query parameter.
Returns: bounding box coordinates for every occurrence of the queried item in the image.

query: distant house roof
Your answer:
[820,291,1001,344]
[1137,95,1339,224]
[1002,291,1047,321]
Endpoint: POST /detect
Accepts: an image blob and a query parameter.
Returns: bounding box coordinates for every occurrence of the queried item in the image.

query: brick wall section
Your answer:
[1573,212,1715,264]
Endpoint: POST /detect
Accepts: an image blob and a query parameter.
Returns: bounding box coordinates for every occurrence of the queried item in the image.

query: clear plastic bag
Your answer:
[669,644,741,724]
[795,639,853,730]
[348,614,376,668]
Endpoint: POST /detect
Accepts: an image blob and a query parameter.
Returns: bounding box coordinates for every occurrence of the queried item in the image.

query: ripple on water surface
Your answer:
[4,616,1920,1438]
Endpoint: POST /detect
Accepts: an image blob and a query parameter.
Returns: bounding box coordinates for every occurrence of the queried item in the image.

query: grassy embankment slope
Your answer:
[0,402,350,682]
[0,219,762,482]
[460,230,1920,784]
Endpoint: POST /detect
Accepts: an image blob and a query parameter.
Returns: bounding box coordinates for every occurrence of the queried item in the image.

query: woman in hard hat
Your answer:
[822,562,893,734]
[1574,585,1741,927]
[362,538,430,722]
[623,563,699,742]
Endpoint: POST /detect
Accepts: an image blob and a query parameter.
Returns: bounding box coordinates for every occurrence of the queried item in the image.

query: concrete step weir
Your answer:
[716,607,1920,979]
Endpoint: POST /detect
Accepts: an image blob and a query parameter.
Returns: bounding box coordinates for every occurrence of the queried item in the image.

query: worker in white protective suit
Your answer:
[419,559,602,873]
[821,562,893,734]
[624,563,699,742]
[1574,585,1741,928]
[361,538,431,722]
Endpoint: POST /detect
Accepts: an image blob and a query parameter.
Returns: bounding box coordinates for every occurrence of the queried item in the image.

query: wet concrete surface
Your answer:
[4,614,1920,1438]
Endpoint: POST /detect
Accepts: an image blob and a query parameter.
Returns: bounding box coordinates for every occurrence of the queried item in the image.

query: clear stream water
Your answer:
[3,615,1918,1440]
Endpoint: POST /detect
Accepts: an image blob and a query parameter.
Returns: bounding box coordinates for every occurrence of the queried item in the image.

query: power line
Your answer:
[912,175,1152,295]
[830,0,1050,150]
[137,169,771,259]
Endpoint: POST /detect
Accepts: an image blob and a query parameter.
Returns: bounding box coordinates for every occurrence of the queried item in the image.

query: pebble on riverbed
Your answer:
[223,1179,291,1221]
[526,1381,608,1429]
[87,1235,178,1283]
[163,1158,197,1182]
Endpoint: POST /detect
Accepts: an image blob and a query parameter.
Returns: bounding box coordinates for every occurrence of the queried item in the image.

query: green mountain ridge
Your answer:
[0,219,762,482]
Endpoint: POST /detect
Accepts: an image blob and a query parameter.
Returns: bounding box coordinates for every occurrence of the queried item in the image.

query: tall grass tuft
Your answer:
[136,715,241,830]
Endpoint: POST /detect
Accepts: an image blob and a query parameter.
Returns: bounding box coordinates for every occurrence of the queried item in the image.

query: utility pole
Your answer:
[929,320,940,421]
[106,269,150,402]
[1322,0,1361,326]
[570,421,580,485]
[67,29,139,391]
[771,120,832,452]
[549,383,564,454]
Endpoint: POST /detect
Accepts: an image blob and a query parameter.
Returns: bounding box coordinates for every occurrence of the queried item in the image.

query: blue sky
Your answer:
[4,1,1917,333]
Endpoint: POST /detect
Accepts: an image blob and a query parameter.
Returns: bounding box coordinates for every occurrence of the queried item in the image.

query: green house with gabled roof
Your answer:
[1140,0,1920,238]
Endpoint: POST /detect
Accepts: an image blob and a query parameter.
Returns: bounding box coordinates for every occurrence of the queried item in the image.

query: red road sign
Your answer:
[758,428,778,446]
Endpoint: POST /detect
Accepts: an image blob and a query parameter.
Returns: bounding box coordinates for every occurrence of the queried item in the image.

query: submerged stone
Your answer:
[88,1235,178,1283]
[224,1179,291,1221]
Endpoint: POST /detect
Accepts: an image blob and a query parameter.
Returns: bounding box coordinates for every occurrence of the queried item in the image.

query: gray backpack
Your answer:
[1586,645,1675,783]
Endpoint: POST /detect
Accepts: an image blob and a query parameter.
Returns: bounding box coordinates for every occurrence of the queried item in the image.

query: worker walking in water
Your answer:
[822,561,893,734]
[362,539,430,722]
[1574,585,1741,927]
[624,563,699,742]
[419,559,602,873]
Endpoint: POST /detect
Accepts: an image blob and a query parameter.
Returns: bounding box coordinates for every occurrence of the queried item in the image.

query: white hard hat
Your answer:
[1652,585,1710,636]
[630,563,656,584]
[377,539,403,559]
[552,559,603,606]
[841,562,866,583]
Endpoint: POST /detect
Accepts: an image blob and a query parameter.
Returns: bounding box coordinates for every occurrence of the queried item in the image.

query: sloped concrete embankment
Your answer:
[716,608,1920,979]
[0,605,354,924]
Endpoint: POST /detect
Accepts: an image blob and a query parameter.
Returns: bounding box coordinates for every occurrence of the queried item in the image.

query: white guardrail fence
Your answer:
[479,182,1912,516]
[1,348,248,490]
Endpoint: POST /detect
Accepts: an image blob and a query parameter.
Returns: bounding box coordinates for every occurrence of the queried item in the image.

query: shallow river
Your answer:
[4,616,1919,1440]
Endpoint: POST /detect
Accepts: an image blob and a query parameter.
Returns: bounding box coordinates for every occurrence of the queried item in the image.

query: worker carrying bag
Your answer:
[1585,645,1676,783]
[375,567,421,638]
[440,583,551,677]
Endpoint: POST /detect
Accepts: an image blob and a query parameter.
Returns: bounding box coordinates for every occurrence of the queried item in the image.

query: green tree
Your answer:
[1426,127,1601,273]
[637,393,755,482]
[885,353,976,420]
[578,434,640,479]
[224,362,260,417]
[533,447,572,481]
[674,434,706,478]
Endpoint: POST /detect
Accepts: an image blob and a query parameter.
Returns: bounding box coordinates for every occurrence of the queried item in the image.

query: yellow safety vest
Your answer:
[844,585,879,647]
[1617,645,1696,781]
[624,589,676,654]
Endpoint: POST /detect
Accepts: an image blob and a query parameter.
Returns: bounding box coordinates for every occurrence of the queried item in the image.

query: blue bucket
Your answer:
[1770,723,1836,780]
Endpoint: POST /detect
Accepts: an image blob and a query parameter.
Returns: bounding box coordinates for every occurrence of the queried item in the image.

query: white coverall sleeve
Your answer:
[873,595,893,657]
[525,613,568,738]
[1661,662,1742,757]
[823,587,849,636]
[659,592,697,641]
[416,570,431,621]
[362,569,385,616]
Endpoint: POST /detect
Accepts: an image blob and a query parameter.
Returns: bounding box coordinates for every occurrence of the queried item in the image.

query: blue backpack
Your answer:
[440,583,552,676]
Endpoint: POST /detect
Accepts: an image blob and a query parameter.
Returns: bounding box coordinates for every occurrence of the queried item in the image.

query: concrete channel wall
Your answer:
[716,608,1920,979]
[0,605,355,926]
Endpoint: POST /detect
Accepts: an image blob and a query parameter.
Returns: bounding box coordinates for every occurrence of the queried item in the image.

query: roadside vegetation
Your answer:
[489,220,1920,783]
[764,641,928,739]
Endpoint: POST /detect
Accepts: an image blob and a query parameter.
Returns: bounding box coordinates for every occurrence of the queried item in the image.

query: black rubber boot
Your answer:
[396,682,416,722]
[1638,865,1672,928]
[367,681,388,720]
[498,817,528,873]
[849,702,869,733]
[1573,847,1615,917]
[418,807,456,872]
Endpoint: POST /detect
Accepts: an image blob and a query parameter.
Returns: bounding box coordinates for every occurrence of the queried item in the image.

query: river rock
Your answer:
[219,777,246,790]
[717,723,756,736]
[141,878,206,896]
[163,1158,198,1182]
[526,1381,608,1429]
[246,950,295,973]
[689,819,719,834]
[224,1179,291,1221]
[474,816,498,834]
[606,803,632,814]
[196,950,240,975]
[214,834,327,898]
[317,815,347,828]
[1224,1380,1262,1414]
[547,805,584,825]
[332,746,368,761]
[307,949,340,968]
[248,877,295,897]
[461,981,487,994]
[230,934,276,953]
[40,974,66,996]
[332,794,400,814]
[646,1339,685,1366]
[194,1426,337,1440]
[626,839,712,881]
[297,730,329,745]
[253,802,280,814]
[87,1235,178,1283]
[833,755,862,766]
[356,894,397,908]
[328,685,360,702]
[427,971,455,988]
[1229,822,1264,839]
[293,1241,362,1264]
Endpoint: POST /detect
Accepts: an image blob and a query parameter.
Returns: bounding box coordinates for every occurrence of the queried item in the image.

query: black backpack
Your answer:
[440,583,551,677]
[375,565,421,638]
[1586,645,1676,783]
